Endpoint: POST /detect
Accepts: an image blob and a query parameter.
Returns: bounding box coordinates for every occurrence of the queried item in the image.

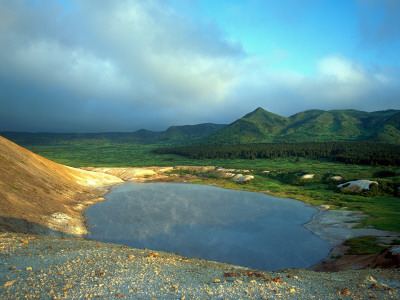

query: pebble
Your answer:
[0,232,399,300]
[3,281,15,287]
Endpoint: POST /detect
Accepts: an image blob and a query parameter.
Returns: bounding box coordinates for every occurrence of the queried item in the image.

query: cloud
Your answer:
[229,55,400,117]
[309,56,400,107]
[357,0,400,52]
[78,0,245,106]
[309,56,370,102]
[0,0,246,131]
[0,0,399,132]
[6,40,131,100]
[317,56,366,83]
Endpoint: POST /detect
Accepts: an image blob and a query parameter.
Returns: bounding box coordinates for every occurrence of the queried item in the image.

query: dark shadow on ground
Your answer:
[0,217,68,236]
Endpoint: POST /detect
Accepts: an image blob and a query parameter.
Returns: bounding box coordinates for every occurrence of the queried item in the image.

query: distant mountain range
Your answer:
[202,108,400,145]
[0,123,227,146]
[1,108,400,145]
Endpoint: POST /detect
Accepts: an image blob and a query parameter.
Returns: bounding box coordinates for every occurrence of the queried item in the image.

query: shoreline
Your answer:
[84,180,330,271]
[304,207,400,270]
[1,166,400,298]
[79,166,400,272]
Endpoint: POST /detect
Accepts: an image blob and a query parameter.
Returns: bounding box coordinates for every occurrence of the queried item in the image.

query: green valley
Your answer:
[1,107,399,234]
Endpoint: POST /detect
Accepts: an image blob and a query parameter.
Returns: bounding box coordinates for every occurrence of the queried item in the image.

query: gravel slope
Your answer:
[0,136,123,236]
[1,232,399,299]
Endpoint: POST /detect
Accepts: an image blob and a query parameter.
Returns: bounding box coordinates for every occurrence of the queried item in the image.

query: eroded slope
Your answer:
[0,136,122,235]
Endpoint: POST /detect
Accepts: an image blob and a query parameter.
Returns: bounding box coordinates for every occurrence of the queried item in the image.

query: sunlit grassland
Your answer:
[26,144,173,167]
[26,143,397,174]
[26,143,400,233]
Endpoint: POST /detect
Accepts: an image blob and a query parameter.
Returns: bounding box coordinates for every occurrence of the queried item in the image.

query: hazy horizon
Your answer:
[1,106,399,134]
[1,0,399,133]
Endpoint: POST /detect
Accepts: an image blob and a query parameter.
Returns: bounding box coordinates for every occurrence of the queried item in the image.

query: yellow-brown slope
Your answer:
[0,136,122,235]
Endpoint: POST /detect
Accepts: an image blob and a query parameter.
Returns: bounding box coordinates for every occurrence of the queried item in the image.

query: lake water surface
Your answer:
[85,183,330,271]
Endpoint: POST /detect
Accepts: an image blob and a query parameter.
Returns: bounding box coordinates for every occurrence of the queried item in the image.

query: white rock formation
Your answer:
[161,166,256,183]
[337,180,378,192]
[232,174,243,181]
[81,167,173,181]
[235,175,254,182]
[391,247,400,255]
[301,174,314,179]
[221,172,235,178]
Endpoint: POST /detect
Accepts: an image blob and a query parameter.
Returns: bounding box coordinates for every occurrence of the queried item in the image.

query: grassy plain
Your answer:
[26,143,400,233]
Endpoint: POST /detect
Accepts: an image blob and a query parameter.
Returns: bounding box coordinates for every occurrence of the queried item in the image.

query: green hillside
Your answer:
[370,111,400,145]
[203,107,290,144]
[277,109,370,142]
[203,108,400,144]
[155,123,226,142]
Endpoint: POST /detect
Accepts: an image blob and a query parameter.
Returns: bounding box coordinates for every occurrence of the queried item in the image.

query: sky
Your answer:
[0,0,399,132]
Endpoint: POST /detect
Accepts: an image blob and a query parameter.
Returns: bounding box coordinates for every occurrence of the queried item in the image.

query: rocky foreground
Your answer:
[1,232,399,299]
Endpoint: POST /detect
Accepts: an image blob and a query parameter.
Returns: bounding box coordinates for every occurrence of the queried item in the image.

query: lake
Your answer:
[85,183,330,271]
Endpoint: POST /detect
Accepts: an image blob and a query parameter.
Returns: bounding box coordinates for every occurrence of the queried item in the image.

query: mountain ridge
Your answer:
[1,108,400,145]
[202,107,400,145]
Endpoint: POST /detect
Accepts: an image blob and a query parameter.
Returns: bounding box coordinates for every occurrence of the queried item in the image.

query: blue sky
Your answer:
[0,0,399,132]
[196,0,399,73]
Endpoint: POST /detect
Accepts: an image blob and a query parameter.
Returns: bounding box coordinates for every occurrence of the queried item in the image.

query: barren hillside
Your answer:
[0,136,122,235]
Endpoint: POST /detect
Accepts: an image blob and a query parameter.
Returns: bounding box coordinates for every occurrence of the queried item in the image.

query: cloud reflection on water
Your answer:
[86,183,330,270]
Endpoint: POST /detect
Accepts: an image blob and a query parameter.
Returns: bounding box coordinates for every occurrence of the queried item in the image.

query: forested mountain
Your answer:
[204,107,290,144]
[2,108,399,146]
[202,108,400,145]
[154,123,227,142]
[0,123,227,146]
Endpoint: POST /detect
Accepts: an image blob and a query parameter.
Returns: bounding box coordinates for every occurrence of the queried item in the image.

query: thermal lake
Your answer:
[85,183,330,271]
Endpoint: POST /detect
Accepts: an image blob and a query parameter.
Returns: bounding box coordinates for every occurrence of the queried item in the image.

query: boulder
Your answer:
[331,175,343,181]
[232,174,243,181]
[300,174,314,179]
[235,175,254,182]
[337,180,378,192]
[221,172,235,178]
[176,166,215,172]
[317,205,330,210]
[216,168,235,173]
